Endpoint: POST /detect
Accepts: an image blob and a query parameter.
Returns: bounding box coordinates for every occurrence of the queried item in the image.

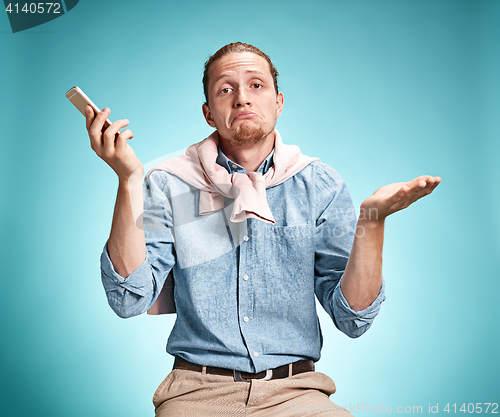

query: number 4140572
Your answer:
[444,403,498,413]
[5,3,62,13]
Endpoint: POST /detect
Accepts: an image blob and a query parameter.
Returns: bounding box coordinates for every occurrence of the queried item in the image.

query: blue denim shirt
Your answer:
[100,146,386,373]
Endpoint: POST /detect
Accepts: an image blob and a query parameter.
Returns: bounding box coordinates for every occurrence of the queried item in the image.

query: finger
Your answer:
[405,177,440,204]
[386,176,441,214]
[402,178,420,193]
[85,105,100,152]
[422,176,442,196]
[89,107,111,138]
[423,175,442,186]
[409,180,432,199]
[432,177,442,187]
[390,181,426,210]
[386,185,409,207]
[106,118,130,136]
[115,129,134,153]
[85,105,95,131]
[419,176,441,192]
[104,119,130,143]
[423,176,439,188]
[87,107,105,154]
[405,175,431,189]
[103,119,130,156]
[426,176,441,189]
[406,176,437,195]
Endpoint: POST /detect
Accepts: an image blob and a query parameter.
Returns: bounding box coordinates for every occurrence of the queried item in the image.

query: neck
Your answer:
[218,130,275,172]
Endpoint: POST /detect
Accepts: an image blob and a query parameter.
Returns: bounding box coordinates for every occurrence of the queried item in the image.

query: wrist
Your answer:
[118,166,144,186]
[357,214,386,229]
[357,218,385,229]
[359,204,386,224]
[355,215,385,242]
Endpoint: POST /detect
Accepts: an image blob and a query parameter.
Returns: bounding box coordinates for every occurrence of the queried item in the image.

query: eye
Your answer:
[220,87,231,94]
[252,83,262,89]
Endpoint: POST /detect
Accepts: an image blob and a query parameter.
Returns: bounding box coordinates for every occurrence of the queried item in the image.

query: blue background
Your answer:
[1,0,498,415]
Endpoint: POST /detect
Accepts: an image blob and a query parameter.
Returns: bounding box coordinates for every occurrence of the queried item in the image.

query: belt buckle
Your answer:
[233,369,273,382]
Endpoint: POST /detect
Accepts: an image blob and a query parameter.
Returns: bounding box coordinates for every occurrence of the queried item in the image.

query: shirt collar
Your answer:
[216,145,275,175]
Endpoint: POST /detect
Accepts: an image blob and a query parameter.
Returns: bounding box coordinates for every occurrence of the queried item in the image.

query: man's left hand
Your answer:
[360,175,442,221]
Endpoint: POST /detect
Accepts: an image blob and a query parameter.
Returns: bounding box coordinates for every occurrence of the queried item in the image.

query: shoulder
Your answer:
[144,169,195,197]
[294,160,348,194]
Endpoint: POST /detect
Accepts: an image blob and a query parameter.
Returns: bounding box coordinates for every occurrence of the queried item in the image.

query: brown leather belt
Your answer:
[173,355,315,381]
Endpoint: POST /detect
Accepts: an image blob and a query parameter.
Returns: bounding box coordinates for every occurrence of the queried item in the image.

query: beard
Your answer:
[231,121,274,146]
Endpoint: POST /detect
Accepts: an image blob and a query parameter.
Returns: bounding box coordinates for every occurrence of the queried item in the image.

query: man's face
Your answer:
[202,52,284,145]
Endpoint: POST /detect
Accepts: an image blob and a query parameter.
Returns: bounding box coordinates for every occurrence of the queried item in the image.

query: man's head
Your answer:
[202,42,284,147]
[202,43,279,106]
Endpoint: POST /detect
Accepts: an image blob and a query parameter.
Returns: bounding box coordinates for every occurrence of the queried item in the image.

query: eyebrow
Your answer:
[212,70,266,86]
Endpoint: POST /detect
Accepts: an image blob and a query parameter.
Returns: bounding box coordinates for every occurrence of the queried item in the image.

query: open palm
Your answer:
[361,175,442,221]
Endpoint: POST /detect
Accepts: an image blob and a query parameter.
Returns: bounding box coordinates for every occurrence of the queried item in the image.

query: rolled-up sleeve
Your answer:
[331,277,386,338]
[313,163,386,338]
[100,170,176,318]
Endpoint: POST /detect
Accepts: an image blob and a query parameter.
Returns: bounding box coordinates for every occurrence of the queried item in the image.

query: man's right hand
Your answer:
[85,105,144,180]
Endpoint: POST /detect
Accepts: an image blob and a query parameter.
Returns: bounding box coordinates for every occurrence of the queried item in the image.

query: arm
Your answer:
[313,165,383,338]
[85,105,146,276]
[100,170,176,318]
[86,106,175,318]
[108,174,146,277]
[340,175,442,311]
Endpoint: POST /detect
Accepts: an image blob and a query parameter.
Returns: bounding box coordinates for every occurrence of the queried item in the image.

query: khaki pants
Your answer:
[153,368,353,416]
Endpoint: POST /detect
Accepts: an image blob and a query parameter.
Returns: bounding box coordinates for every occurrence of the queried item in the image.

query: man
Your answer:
[86,43,441,416]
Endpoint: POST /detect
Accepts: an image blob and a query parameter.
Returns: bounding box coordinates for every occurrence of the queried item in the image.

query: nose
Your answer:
[234,87,251,107]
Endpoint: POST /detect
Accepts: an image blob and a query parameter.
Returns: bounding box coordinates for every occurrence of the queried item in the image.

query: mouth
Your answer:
[232,111,259,123]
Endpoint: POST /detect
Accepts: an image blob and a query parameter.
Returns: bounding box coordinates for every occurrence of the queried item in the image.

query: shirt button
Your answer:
[243,274,249,281]
[254,352,259,357]
[243,236,249,241]
[243,316,249,322]
[232,164,238,169]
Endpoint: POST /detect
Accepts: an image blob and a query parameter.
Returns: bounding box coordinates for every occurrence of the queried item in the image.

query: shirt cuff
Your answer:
[100,241,152,298]
[332,277,386,329]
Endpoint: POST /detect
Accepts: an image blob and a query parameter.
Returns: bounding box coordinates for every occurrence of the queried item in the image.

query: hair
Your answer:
[202,42,279,106]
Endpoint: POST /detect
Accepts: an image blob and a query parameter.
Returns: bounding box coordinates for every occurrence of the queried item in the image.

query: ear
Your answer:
[276,92,284,118]
[202,103,216,128]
